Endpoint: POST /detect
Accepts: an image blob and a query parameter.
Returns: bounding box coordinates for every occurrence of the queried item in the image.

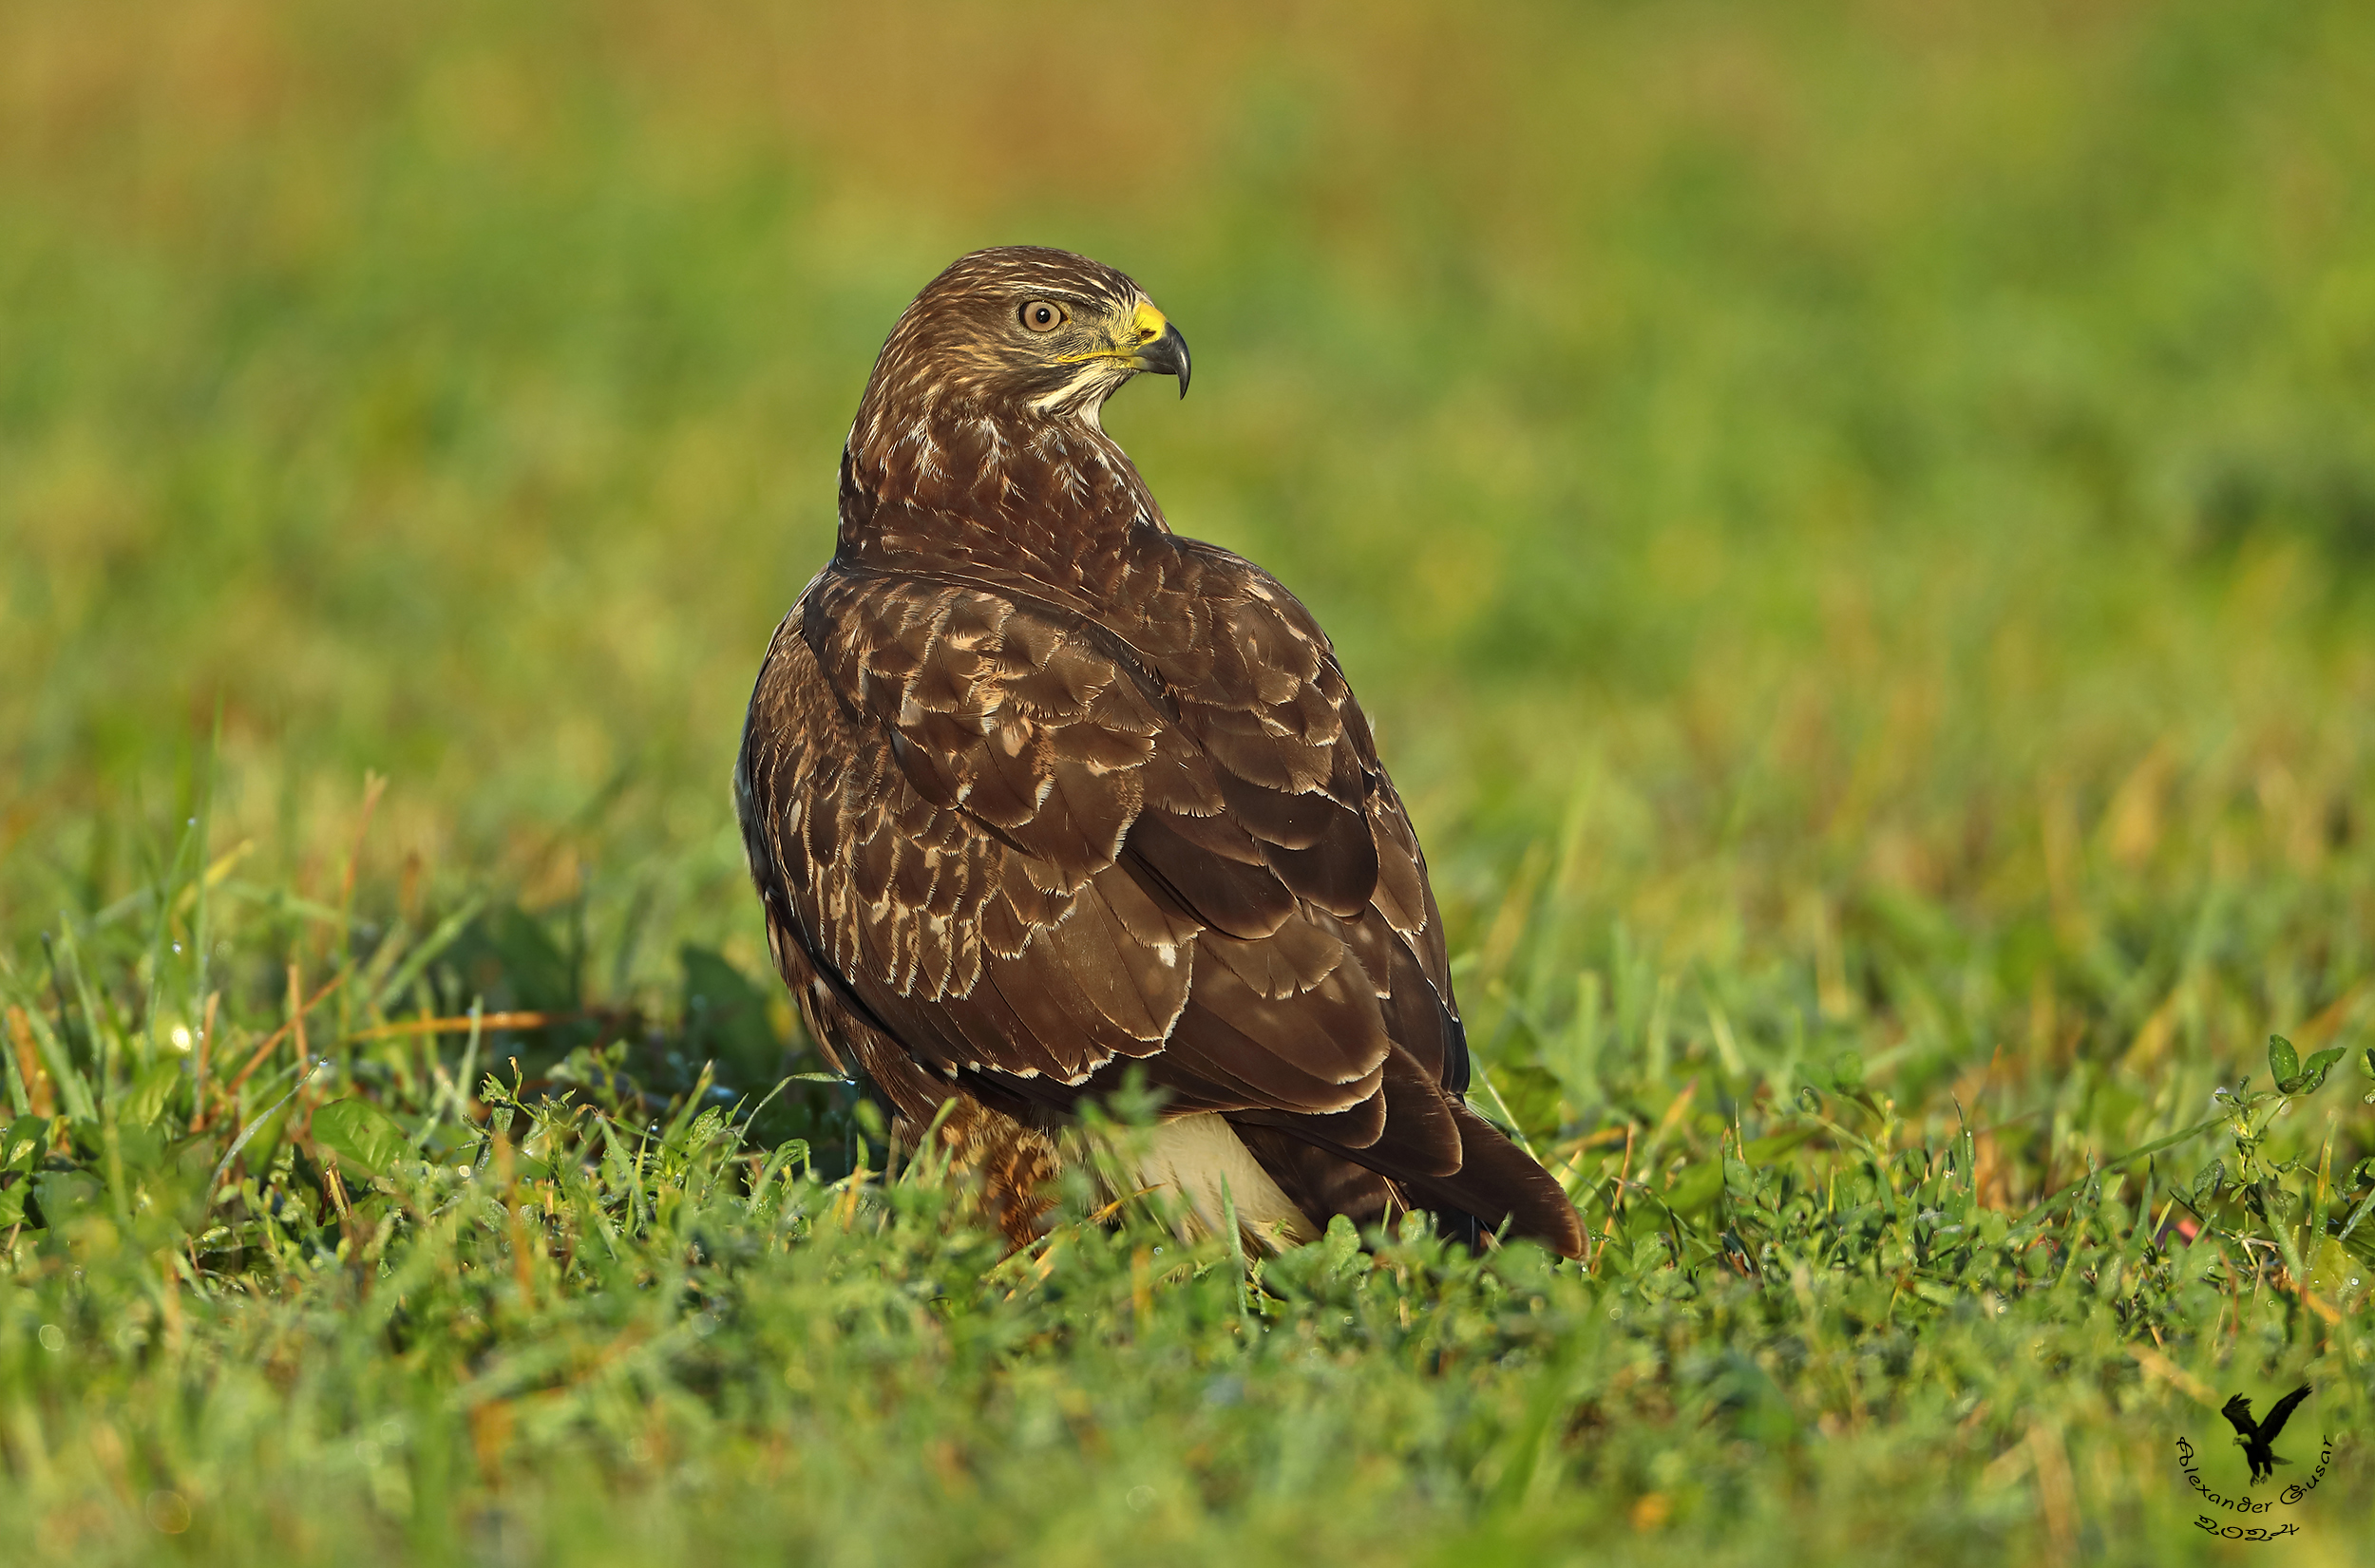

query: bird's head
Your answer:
[853,246,1190,435]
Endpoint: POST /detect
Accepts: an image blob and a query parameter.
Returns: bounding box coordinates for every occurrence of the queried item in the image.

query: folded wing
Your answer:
[737,557,1582,1256]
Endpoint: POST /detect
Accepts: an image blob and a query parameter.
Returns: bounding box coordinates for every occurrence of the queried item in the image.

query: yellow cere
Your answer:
[1054,298,1168,365]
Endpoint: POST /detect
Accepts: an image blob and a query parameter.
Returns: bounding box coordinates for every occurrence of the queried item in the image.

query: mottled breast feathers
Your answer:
[735,245,1584,1258]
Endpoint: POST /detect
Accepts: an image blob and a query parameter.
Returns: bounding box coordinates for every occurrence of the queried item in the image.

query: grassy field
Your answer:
[5,0,2375,1560]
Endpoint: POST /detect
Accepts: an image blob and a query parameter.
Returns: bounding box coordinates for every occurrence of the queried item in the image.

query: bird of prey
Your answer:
[2222,1386,2311,1483]
[735,246,1583,1259]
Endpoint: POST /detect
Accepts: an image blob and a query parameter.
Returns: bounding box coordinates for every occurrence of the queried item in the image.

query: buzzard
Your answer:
[735,246,1584,1258]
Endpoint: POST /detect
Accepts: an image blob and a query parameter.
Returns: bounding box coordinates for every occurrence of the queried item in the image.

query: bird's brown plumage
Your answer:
[735,245,1584,1257]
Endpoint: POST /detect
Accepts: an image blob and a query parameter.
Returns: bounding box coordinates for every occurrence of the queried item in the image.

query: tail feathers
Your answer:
[1233,1101,1585,1259]
[1397,1102,1585,1258]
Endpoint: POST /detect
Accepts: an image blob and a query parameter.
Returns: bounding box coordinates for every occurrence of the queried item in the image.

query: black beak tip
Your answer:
[1156,321,1189,398]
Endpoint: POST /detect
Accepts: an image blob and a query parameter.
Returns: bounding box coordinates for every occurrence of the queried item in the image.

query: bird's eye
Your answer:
[1019,300,1066,333]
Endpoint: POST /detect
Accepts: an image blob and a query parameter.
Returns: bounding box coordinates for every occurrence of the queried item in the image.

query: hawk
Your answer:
[736,246,1584,1258]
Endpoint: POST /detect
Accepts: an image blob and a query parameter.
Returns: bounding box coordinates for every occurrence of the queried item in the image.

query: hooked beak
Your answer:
[1131,320,1191,398]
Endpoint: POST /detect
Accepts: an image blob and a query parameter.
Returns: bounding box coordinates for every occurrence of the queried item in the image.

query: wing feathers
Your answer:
[1168,945,1389,1111]
[1199,921,1342,1001]
[1264,824,1382,918]
[1123,810,1298,941]
[1051,887,1190,1046]
[742,547,1580,1257]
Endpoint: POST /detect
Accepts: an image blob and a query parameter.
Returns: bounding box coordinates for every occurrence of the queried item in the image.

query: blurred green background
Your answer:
[4,0,2371,1105]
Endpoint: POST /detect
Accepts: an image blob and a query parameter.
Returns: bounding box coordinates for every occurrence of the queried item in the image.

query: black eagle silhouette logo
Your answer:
[2222,1385,2311,1483]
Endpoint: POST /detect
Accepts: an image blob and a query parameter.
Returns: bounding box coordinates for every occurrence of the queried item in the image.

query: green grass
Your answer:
[5,0,2375,1560]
